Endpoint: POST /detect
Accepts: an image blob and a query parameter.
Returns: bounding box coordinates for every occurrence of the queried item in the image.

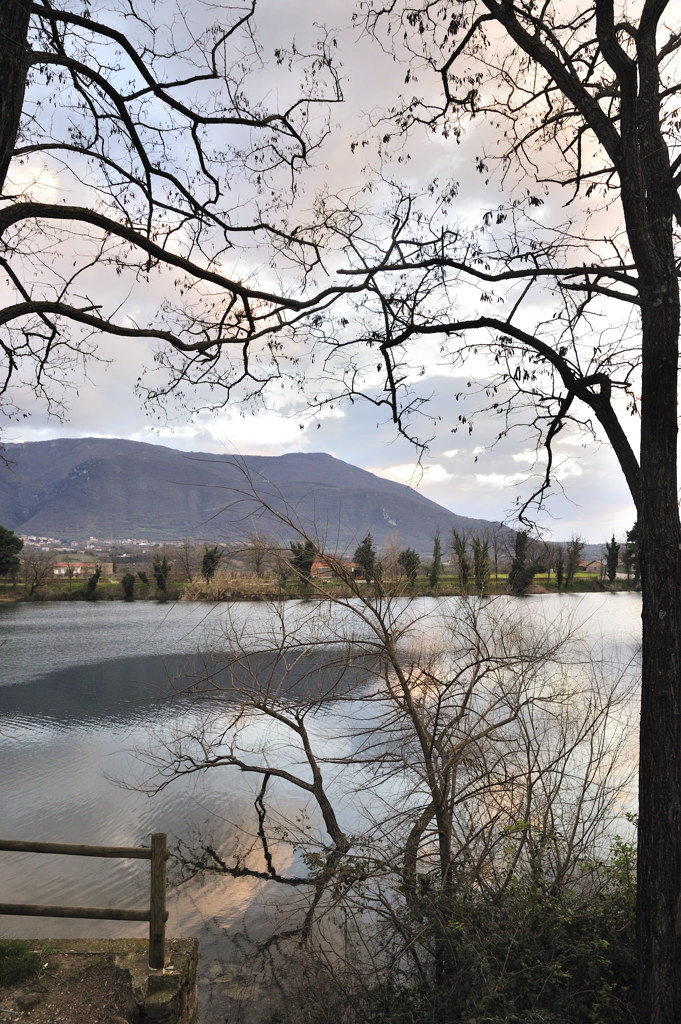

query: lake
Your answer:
[0,593,642,1019]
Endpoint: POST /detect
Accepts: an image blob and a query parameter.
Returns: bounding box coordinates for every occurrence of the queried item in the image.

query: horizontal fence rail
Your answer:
[0,839,154,859]
[0,903,150,921]
[0,834,168,969]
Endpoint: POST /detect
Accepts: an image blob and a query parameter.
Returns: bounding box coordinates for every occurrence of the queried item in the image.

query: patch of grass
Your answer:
[0,938,41,987]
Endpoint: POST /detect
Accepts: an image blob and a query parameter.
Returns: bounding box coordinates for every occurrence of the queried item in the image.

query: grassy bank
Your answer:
[180,571,640,602]
[0,572,640,604]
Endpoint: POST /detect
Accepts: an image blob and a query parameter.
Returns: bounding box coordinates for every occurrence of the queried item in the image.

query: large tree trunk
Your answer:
[636,272,681,1022]
[611,19,681,1019]
[0,0,31,193]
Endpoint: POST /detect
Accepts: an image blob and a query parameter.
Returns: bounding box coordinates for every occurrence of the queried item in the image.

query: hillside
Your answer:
[0,438,510,553]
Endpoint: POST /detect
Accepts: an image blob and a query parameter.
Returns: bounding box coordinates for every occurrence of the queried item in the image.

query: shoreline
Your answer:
[0,578,641,606]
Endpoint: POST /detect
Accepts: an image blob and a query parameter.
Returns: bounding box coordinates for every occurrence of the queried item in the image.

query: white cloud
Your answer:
[475,472,529,488]
[7,162,60,202]
[419,464,454,484]
[371,462,453,487]
[512,450,538,465]
[554,458,583,481]
[131,408,318,455]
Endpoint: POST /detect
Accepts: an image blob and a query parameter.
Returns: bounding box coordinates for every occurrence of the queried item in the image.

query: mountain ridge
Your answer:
[0,437,511,553]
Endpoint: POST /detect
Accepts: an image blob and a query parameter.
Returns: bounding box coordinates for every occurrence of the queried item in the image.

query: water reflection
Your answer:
[0,613,376,960]
[0,595,642,1022]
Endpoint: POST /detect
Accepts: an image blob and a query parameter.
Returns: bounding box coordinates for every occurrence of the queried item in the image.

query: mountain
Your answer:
[0,437,510,552]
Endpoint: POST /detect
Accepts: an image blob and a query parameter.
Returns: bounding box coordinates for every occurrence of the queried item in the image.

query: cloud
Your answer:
[554,458,583,481]
[6,162,61,202]
[370,462,453,486]
[512,450,538,465]
[475,472,530,488]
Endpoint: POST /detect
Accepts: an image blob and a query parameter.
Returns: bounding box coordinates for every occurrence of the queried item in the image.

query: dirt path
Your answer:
[1,948,135,1023]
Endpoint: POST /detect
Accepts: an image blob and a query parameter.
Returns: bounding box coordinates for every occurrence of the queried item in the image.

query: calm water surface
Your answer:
[0,594,642,1018]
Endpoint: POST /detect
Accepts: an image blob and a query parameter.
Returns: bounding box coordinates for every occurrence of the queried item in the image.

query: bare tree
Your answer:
[0,0,345,431]
[280,5,678,1016]
[21,548,53,597]
[177,540,200,584]
[487,527,504,585]
[144,509,635,1021]
[471,535,490,593]
[450,528,470,592]
[244,531,273,578]
[379,530,402,579]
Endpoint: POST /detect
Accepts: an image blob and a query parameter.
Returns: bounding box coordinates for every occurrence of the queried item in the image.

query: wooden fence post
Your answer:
[0,834,168,969]
[149,832,167,969]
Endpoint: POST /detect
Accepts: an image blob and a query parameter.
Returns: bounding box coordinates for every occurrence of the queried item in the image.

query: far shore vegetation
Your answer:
[0,523,641,605]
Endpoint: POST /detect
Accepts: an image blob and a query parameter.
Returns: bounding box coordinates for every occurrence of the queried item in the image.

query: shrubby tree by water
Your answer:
[143,512,636,1023]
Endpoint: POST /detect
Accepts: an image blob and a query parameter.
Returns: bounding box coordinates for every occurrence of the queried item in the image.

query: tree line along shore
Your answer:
[0,524,640,604]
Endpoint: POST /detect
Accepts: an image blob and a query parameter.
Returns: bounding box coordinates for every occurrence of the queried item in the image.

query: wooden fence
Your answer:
[0,833,168,969]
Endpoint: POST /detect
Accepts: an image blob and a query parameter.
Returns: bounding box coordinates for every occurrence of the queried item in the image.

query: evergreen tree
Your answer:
[428,531,442,589]
[121,572,136,602]
[623,523,640,584]
[82,566,101,601]
[353,534,376,583]
[152,555,170,595]
[201,545,222,582]
[398,548,420,587]
[508,532,536,596]
[0,525,23,579]
[555,546,565,591]
[605,535,621,584]
[289,540,316,586]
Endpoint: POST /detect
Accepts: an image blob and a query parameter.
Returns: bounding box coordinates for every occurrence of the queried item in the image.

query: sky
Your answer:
[1,0,642,543]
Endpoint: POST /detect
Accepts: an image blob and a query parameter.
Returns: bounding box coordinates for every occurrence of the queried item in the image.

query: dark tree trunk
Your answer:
[631,98,681,1016]
[0,0,31,193]
[637,285,681,1023]
[608,17,681,1019]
